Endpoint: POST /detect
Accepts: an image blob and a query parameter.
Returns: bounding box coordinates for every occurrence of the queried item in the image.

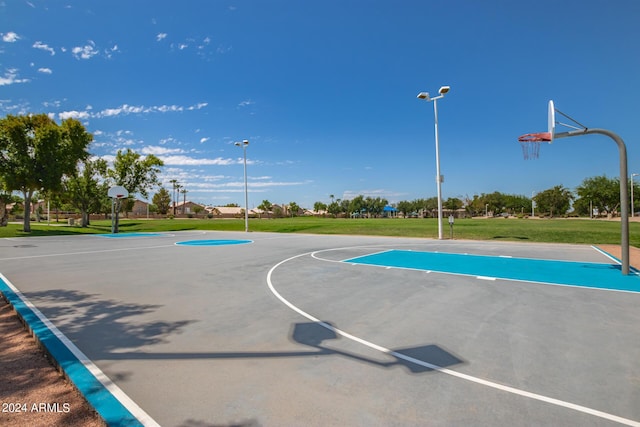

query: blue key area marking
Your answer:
[0,276,146,427]
[175,239,253,246]
[99,232,164,238]
[343,250,640,293]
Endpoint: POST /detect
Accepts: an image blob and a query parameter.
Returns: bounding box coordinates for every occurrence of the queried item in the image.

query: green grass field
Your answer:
[1,217,638,247]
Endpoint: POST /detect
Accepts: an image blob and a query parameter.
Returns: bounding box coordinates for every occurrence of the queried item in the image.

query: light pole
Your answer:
[235,140,250,232]
[417,86,450,239]
[631,173,638,218]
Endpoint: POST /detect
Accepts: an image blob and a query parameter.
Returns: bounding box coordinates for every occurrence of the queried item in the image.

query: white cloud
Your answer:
[238,99,254,108]
[38,67,53,74]
[156,33,167,41]
[216,44,232,54]
[158,155,241,166]
[55,102,208,121]
[199,137,210,144]
[59,110,90,120]
[141,146,185,155]
[188,102,208,110]
[0,99,30,115]
[156,104,182,113]
[72,41,98,60]
[0,69,29,86]
[2,32,20,42]
[99,104,144,117]
[105,44,119,58]
[32,41,55,55]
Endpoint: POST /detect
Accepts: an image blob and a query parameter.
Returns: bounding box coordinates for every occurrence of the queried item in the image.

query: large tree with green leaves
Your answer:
[288,201,301,217]
[106,148,163,229]
[107,148,164,198]
[152,187,171,215]
[0,114,92,231]
[534,185,574,217]
[65,158,108,227]
[575,175,620,217]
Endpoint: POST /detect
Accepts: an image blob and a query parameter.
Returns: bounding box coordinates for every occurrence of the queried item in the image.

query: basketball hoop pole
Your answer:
[555,128,630,275]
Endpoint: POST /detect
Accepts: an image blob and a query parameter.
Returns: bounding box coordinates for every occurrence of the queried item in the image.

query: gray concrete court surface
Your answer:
[1,231,639,426]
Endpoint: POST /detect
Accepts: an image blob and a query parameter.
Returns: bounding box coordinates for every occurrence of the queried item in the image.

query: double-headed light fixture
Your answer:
[417,86,450,240]
[234,139,250,232]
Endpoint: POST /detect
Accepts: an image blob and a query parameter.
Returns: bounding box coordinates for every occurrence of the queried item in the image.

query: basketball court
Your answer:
[1,231,639,426]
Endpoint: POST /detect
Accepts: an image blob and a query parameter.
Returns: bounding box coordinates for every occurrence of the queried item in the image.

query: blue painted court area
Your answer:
[344,250,640,293]
[99,232,164,238]
[175,239,253,246]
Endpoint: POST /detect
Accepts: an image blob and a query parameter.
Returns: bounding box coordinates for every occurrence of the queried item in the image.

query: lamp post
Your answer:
[417,86,450,240]
[235,140,250,232]
[632,173,638,218]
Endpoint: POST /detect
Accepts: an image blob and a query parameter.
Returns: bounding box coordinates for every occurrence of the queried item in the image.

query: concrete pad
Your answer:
[1,232,639,426]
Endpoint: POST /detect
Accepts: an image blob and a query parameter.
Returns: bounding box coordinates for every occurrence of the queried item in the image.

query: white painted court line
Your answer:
[267,250,640,427]
[338,248,395,263]
[0,272,160,427]
[0,244,175,261]
[592,245,623,264]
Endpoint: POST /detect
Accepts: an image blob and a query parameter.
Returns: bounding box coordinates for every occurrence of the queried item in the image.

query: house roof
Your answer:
[211,206,243,214]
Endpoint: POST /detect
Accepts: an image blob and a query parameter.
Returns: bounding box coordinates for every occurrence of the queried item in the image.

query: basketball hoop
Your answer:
[518,132,551,160]
[108,185,129,234]
[108,185,129,199]
[518,100,556,160]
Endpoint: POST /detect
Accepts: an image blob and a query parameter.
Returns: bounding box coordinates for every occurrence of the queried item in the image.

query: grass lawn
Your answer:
[1,217,638,247]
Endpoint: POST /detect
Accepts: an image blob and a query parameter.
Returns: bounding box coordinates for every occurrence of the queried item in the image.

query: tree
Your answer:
[313,201,327,213]
[152,187,171,215]
[169,179,178,215]
[288,201,300,217]
[272,205,284,218]
[180,188,188,214]
[107,148,163,229]
[108,149,164,198]
[365,196,388,218]
[0,192,10,226]
[444,197,463,211]
[0,114,92,231]
[256,199,272,218]
[396,200,413,217]
[349,195,365,217]
[65,158,108,227]
[575,175,620,217]
[258,200,272,212]
[501,194,527,215]
[534,185,574,217]
[327,201,341,217]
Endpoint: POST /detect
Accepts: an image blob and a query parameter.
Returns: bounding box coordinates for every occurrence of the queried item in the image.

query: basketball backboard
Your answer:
[108,185,129,199]
[548,100,556,143]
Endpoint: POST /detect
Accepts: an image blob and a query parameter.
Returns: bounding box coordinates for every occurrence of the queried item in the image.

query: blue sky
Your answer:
[2,0,639,209]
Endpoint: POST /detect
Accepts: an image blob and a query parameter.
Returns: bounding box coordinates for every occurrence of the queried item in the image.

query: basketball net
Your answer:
[518,132,551,160]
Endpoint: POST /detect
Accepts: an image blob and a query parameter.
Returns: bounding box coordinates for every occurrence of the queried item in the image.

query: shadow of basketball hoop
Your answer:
[290,321,464,374]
